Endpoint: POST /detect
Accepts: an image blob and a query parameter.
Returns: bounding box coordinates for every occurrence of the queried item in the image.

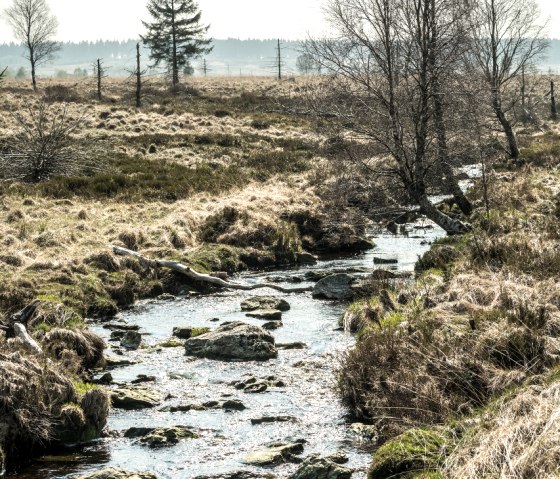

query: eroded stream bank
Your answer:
[10,222,444,479]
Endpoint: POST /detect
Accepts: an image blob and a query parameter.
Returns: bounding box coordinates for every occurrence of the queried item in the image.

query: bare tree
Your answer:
[469,0,548,159]
[4,0,61,91]
[305,0,470,234]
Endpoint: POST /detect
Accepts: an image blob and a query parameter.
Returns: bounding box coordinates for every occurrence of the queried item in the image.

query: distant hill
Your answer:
[0,39,302,78]
[0,38,559,79]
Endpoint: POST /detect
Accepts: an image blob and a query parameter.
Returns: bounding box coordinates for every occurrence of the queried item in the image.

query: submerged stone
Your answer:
[124,426,198,448]
[245,309,283,320]
[74,467,157,479]
[244,441,305,466]
[312,274,357,300]
[241,296,291,312]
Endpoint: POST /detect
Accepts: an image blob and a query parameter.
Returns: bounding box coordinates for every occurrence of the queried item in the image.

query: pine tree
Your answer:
[141,0,212,89]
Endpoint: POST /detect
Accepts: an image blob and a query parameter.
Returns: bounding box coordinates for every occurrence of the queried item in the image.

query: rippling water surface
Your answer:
[11,223,444,479]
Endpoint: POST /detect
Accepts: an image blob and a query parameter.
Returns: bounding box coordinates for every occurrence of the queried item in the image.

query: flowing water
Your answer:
[10,222,445,479]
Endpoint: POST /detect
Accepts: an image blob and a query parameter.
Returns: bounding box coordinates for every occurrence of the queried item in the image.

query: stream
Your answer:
[10,221,445,479]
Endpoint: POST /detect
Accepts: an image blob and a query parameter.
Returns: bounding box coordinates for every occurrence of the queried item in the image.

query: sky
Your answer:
[0,0,558,43]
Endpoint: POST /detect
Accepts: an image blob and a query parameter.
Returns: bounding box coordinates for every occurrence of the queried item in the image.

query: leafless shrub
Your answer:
[0,101,98,183]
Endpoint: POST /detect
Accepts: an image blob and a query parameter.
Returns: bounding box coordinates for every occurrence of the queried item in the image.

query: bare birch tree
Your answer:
[4,0,61,91]
[469,0,548,159]
[306,0,470,234]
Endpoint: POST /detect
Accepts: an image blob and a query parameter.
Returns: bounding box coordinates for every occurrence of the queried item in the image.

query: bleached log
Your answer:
[13,323,42,355]
[111,244,312,293]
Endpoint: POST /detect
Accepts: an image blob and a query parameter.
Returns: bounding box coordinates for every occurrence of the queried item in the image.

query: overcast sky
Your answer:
[0,0,558,43]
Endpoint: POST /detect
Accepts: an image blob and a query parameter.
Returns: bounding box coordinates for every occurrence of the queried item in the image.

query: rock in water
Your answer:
[184,322,277,361]
[74,468,157,479]
[244,441,305,465]
[121,331,142,350]
[245,309,283,320]
[290,454,353,479]
[312,274,357,300]
[296,252,318,264]
[124,426,198,448]
[241,296,291,312]
[111,387,162,410]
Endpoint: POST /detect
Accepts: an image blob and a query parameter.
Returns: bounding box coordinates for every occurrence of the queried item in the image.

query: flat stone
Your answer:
[111,387,162,410]
[246,309,283,320]
[250,415,295,425]
[244,441,305,466]
[373,257,398,265]
[74,467,157,479]
[185,322,277,361]
[289,454,353,479]
[277,342,307,350]
[104,356,138,368]
[124,426,198,448]
[241,296,291,312]
[131,375,156,385]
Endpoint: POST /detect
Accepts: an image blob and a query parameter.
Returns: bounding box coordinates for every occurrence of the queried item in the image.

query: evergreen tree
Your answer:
[141,0,212,88]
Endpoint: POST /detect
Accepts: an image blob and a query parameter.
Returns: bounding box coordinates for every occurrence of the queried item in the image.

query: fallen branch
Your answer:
[13,323,43,355]
[111,245,313,293]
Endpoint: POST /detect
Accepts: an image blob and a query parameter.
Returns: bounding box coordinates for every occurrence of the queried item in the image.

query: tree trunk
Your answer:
[31,59,36,92]
[433,90,472,216]
[171,0,179,89]
[551,81,558,121]
[136,43,142,108]
[493,91,520,159]
[417,195,470,235]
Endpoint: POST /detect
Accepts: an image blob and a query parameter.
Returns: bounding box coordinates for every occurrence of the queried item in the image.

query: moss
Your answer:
[73,381,99,396]
[381,311,406,329]
[184,244,247,274]
[415,245,461,275]
[368,428,448,479]
[159,339,183,348]
[190,327,210,338]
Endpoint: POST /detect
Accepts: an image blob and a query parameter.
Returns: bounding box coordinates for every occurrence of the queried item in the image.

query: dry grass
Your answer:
[444,379,560,479]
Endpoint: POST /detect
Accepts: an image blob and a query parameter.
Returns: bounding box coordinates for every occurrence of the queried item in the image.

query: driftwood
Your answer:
[11,300,41,326]
[13,323,42,354]
[111,245,313,293]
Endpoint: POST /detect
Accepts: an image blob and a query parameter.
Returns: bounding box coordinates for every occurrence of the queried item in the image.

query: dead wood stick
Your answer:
[13,323,42,354]
[111,245,312,293]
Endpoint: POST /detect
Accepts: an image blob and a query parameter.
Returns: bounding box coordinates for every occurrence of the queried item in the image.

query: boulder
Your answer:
[124,426,198,448]
[296,252,318,264]
[111,387,162,410]
[262,321,282,330]
[245,309,282,320]
[185,322,277,361]
[121,331,142,350]
[312,274,357,300]
[194,472,275,479]
[244,441,305,466]
[74,468,157,479]
[290,454,352,479]
[222,399,246,411]
[241,296,291,312]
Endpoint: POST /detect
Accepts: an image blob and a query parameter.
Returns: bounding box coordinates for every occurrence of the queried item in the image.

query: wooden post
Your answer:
[551,80,558,121]
[277,39,282,81]
[97,59,102,101]
[136,43,142,108]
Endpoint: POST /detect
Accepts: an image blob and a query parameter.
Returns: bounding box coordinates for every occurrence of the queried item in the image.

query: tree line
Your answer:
[2,0,212,91]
